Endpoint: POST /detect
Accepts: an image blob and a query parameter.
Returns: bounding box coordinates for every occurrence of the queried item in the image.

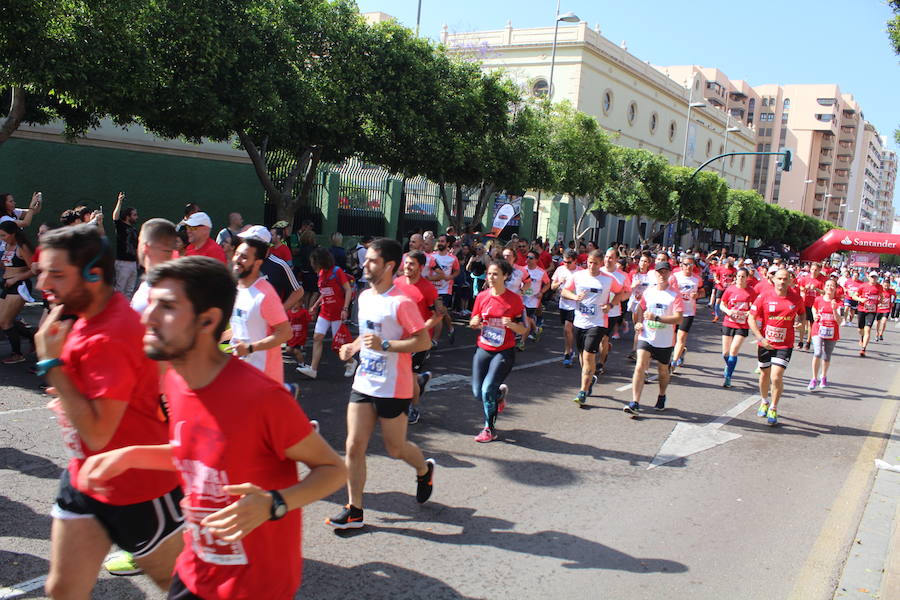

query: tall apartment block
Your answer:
[878,150,897,232]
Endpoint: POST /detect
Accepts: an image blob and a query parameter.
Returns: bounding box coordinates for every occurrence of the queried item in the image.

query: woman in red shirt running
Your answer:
[718,267,757,388]
[809,279,841,390]
[468,259,529,443]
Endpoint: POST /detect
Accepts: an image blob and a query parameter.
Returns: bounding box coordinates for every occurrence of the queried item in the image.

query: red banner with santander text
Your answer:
[800,229,900,262]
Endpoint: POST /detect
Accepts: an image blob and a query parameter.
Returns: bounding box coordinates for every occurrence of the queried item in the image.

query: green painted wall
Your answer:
[0,138,263,233]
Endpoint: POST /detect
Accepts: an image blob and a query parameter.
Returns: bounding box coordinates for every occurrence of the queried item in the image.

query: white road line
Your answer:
[0,406,45,417]
[0,575,47,599]
[616,375,657,392]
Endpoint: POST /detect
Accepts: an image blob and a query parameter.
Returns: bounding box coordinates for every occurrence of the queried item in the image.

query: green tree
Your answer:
[598,146,675,224]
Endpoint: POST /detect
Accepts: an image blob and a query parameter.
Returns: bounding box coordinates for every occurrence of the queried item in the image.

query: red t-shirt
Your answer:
[395,275,438,324]
[720,285,758,329]
[472,289,525,352]
[576,253,588,269]
[856,283,884,313]
[753,278,773,296]
[812,296,840,341]
[843,279,863,301]
[166,358,313,600]
[877,289,894,313]
[286,307,310,347]
[185,237,227,264]
[714,265,737,291]
[54,293,178,505]
[797,274,827,308]
[515,250,528,267]
[270,243,292,263]
[317,267,350,321]
[750,291,804,350]
[538,250,552,270]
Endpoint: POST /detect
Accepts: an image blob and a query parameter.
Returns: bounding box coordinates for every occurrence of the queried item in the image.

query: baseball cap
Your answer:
[238,225,272,244]
[868,270,879,277]
[654,261,672,272]
[272,220,289,229]
[744,258,753,264]
[768,265,779,274]
[183,212,212,228]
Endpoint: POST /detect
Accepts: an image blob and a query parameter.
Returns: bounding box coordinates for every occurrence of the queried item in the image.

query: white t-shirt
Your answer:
[431,252,460,295]
[638,287,684,348]
[229,278,289,383]
[352,286,425,399]
[0,208,26,225]
[670,269,702,317]
[522,266,549,309]
[601,267,628,317]
[506,266,529,296]
[131,280,150,315]
[552,265,581,311]
[565,269,623,330]
[627,271,653,313]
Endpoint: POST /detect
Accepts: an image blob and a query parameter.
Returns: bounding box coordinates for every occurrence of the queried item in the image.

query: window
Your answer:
[747,98,756,125]
[669,121,677,141]
[815,113,833,122]
[719,144,724,155]
[602,89,613,114]
[706,139,712,156]
[531,78,549,98]
[627,101,637,125]
[817,97,836,106]
[649,112,658,134]
[740,156,745,170]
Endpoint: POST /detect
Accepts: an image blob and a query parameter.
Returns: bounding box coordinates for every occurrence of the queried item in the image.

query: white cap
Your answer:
[238,225,272,244]
[744,258,753,264]
[768,265,779,274]
[868,270,879,277]
[183,212,212,228]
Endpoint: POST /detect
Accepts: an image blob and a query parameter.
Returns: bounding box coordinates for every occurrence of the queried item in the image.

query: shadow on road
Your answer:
[300,559,475,599]
[0,447,63,480]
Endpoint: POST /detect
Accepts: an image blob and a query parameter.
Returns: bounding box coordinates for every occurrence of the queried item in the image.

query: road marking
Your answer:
[615,375,657,392]
[647,394,759,469]
[0,406,45,417]
[788,368,900,600]
[426,356,562,391]
[0,575,46,599]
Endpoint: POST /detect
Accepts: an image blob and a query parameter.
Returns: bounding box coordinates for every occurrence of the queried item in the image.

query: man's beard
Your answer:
[55,284,93,314]
[145,326,198,362]
[235,267,253,280]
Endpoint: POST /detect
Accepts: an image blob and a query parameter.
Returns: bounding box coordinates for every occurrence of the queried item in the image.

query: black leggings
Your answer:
[892,303,900,320]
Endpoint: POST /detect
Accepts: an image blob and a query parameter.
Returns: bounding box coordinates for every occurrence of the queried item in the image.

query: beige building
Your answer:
[845,122,883,231]
[443,22,756,247]
[877,150,897,233]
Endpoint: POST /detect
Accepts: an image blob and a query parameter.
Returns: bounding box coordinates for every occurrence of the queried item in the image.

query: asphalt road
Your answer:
[2,303,899,600]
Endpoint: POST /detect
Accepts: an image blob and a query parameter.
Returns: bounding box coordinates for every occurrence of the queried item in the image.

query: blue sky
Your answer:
[357,0,900,210]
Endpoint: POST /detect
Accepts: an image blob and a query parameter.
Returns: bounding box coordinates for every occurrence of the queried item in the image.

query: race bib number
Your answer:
[480,326,505,347]
[182,503,248,566]
[359,349,386,378]
[578,302,596,316]
[818,325,834,339]
[764,325,787,343]
[730,311,748,324]
[230,308,250,343]
[680,285,695,302]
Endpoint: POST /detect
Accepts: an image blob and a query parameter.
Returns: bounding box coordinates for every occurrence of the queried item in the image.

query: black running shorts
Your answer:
[757,346,792,369]
[168,572,203,600]
[875,312,887,321]
[53,470,184,557]
[575,325,606,354]
[721,326,749,337]
[677,315,695,333]
[857,311,876,329]
[349,390,410,419]
[411,350,429,372]
[804,307,814,322]
[559,309,575,324]
[637,340,674,365]
[606,315,623,333]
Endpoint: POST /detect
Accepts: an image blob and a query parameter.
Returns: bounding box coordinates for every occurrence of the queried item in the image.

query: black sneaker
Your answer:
[654,395,666,411]
[326,504,364,529]
[416,458,435,503]
[627,351,637,362]
[417,371,432,400]
[624,401,640,416]
[588,374,598,396]
[407,405,420,425]
[448,327,456,344]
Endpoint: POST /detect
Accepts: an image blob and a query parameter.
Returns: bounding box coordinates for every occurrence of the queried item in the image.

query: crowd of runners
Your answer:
[1,189,899,599]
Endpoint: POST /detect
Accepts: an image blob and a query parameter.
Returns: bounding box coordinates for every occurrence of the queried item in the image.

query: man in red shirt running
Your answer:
[853,271,884,356]
[78,256,346,600]
[183,212,227,264]
[748,268,806,426]
[796,262,826,350]
[35,225,184,597]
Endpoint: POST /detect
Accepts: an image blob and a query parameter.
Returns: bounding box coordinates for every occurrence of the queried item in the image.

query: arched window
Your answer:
[627,101,637,125]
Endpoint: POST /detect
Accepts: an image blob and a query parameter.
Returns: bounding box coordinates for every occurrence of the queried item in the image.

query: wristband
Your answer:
[248,344,255,354]
[36,358,64,376]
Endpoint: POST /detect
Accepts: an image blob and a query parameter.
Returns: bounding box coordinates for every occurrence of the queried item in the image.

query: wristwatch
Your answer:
[247,344,255,354]
[268,490,287,520]
[381,339,391,351]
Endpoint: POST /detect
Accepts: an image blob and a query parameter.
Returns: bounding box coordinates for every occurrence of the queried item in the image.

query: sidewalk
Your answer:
[834,396,900,599]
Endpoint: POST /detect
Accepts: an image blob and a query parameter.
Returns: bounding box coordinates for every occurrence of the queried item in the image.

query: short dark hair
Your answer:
[240,237,269,261]
[146,256,236,339]
[310,246,334,272]
[59,210,78,226]
[124,207,137,220]
[406,249,427,267]
[183,202,200,218]
[588,249,603,260]
[564,249,578,261]
[74,205,92,219]
[369,237,402,275]
[40,224,114,284]
[140,218,177,248]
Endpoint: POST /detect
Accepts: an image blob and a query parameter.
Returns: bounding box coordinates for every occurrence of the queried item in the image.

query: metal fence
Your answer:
[400,175,441,235]
[336,159,387,236]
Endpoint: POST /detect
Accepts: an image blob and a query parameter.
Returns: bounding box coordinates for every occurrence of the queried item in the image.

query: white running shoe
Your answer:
[296,365,318,379]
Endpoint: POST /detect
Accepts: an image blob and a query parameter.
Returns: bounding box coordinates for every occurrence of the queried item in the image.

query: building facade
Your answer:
[443,22,756,248]
[877,150,897,233]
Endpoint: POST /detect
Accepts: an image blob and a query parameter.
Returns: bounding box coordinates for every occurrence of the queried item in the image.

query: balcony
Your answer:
[706,95,725,107]
[839,140,853,149]
[837,154,852,163]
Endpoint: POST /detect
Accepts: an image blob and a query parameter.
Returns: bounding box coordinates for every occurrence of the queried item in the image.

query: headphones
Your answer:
[83,236,110,283]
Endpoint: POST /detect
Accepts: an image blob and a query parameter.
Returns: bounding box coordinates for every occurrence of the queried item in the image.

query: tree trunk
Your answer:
[438,181,453,227]
[0,86,27,147]
[454,184,465,233]
[472,183,496,227]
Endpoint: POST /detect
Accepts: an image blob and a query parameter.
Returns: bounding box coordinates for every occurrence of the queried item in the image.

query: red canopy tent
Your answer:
[800,229,900,262]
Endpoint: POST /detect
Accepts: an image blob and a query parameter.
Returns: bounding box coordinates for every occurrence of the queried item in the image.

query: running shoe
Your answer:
[286,382,301,402]
[535,326,543,342]
[497,384,509,413]
[627,351,636,362]
[310,420,320,433]
[804,342,811,351]
[104,551,142,577]
[819,377,828,389]
[588,374,598,396]
[296,365,318,379]
[416,458,435,503]
[474,427,498,443]
[757,400,769,418]
[573,390,586,407]
[624,401,640,416]
[754,366,761,374]
[562,353,573,367]
[344,358,358,378]
[1,354,25,365]
[654,396,666,411]
[596,363,606,375]
[797,341,803,349]
[723,375,732,388]
[611,332,621,340]
[326,504,365,529]
[516,338,525,352]
[417,370,432,394]
[807,378,818,392]
[407,405,420,424]
[448,327,456,344]
[859,350,866,358]
[766,408,778,426]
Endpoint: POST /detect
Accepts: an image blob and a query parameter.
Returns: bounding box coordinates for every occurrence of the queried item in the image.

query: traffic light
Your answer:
[781,149,792,172]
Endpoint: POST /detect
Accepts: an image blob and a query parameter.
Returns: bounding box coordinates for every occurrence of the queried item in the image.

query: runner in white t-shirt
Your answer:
[625,262,684,416]
[550,249,581,366]
[625,252,653,361]
[522,252,550,342]
[427,236,459,345]
[502,247,531,351]
[669,254,704,372]
[599,248,629,374]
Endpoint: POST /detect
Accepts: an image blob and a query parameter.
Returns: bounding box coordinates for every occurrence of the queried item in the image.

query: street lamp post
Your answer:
[415,0,422,37]
[548,1,579,100]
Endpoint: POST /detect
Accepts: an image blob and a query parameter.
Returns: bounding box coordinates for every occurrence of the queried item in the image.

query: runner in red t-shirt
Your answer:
[718,267,758,388]
[809,279,841,391]
[796,262,827,350]
[712,258,737,323]
[748,268,806,426]
[469,258,528,442]
[77,256,346,600]
[875,285,894,341]
[183,213,227,264]
[852,271,883,357]
[35,225,184,597]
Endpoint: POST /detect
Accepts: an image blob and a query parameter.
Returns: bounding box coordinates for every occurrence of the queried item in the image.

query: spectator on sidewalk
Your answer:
[112,192,139,298]
[183,212,226,264]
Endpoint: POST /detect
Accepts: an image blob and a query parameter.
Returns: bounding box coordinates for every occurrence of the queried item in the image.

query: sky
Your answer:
[356,0,900,211]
